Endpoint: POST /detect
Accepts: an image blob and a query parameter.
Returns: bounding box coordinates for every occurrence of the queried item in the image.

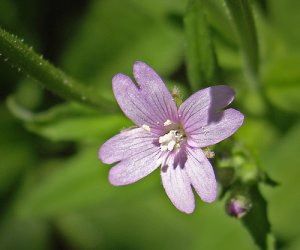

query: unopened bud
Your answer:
[226,195,252,219]
[172,86,182,107]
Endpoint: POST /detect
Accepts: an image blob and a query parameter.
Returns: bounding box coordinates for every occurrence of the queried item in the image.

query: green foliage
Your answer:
[0,106,36,194]
[261,122,300,242]
[263,54,300,114]
[61,0,185,97]
[10,147,114,219]
[184,0,220,90]
[224,0,259,87]
[7,98,130,142]
[269,0,300,48]
[0,219,50,250]
[0,0,300,249]
[0,27,115,110]
[242,185,271,250]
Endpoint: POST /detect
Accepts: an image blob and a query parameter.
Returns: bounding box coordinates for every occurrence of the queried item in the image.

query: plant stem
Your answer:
[0,27,117,111]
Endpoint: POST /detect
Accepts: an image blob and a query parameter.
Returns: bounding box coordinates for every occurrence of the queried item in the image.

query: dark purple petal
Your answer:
[99,128,158,164]
[112,62,178,130]
[161,157,195,214]
[185,147,217,203]
[187,108,244,147]
[109,144,161,186]
[179,85,235,127]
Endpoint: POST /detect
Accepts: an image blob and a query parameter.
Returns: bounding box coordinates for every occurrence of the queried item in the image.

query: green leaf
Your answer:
[235,118,279,159]
[56,198,258,250]
[0,27,115,110]
[11,146,157,220]
[184,0,220,90]
[260,121,300,242]
[7,97,130,142]
[61,0,184,97]
[224,0,259,87]
[0,106,36,194]
[0,219,50,250]
[263,54,300,115]
[242,185,271,250]
[269,0,300,48]
[202,0,236,46]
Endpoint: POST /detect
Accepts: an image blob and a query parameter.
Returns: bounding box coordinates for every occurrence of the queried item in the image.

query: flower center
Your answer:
[159,129,185,152]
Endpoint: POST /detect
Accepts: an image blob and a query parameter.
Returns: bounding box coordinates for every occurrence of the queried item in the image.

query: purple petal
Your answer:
[133,61,178,123]
[161,158,195,214]
[185,147,217,203]
[179,85,235,127]
[99,128,158,164]
[187,108,244,147]
[109,143,161,186]
[112,62,178,129]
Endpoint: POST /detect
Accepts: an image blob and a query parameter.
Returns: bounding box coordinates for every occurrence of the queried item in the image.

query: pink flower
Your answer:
[99,61,244,213]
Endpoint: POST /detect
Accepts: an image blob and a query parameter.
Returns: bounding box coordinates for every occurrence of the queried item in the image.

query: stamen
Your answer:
[164,120,172,126]
[204,148,215,158]
[142,124,151,132]
[167,140,176,151]
[156,158,163,165]
[159,129,185,152]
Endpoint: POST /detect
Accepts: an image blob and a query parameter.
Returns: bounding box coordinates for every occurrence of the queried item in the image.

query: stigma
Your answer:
[159,129,185,152]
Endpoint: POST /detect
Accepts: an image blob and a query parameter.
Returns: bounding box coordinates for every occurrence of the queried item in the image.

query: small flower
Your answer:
[99,61,244,214]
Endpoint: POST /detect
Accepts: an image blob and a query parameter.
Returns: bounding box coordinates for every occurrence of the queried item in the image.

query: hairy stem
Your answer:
[0,27,116,111]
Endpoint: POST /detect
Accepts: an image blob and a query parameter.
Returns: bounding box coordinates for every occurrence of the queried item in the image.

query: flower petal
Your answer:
[109,144,161,186]
[187,108,244,147]
[161,160,195,214]
[112,62,178,129]
[99,128,158,164]
[133,61,178,123]
[179,85,235,128]
[185,147,217,203]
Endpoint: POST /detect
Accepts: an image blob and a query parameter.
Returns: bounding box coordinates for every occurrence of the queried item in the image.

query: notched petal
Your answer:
[108,146,161,186]
[99,128,157,164]
[112,63,178,129]
[161,162,195,214]
[179,85,235,126]
[188,108,244,147]
[185,147,218,203]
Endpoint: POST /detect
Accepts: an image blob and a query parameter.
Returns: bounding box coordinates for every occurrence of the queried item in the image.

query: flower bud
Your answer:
[172,86,182,107]
[226,195,252,218]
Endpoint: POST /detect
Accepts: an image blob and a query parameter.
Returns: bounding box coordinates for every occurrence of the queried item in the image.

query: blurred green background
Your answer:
[0,0,300,249]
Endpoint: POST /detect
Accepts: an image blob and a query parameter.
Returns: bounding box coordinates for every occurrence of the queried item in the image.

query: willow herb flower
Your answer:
[99,61,244,214]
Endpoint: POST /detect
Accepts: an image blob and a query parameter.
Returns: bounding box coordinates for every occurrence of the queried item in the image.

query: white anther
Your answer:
[159,132,173,144]
[159,130,184,152]
[167,140,176,151]
[156,158,163,165]
[164,120,172,126]
[142,124,151,132]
